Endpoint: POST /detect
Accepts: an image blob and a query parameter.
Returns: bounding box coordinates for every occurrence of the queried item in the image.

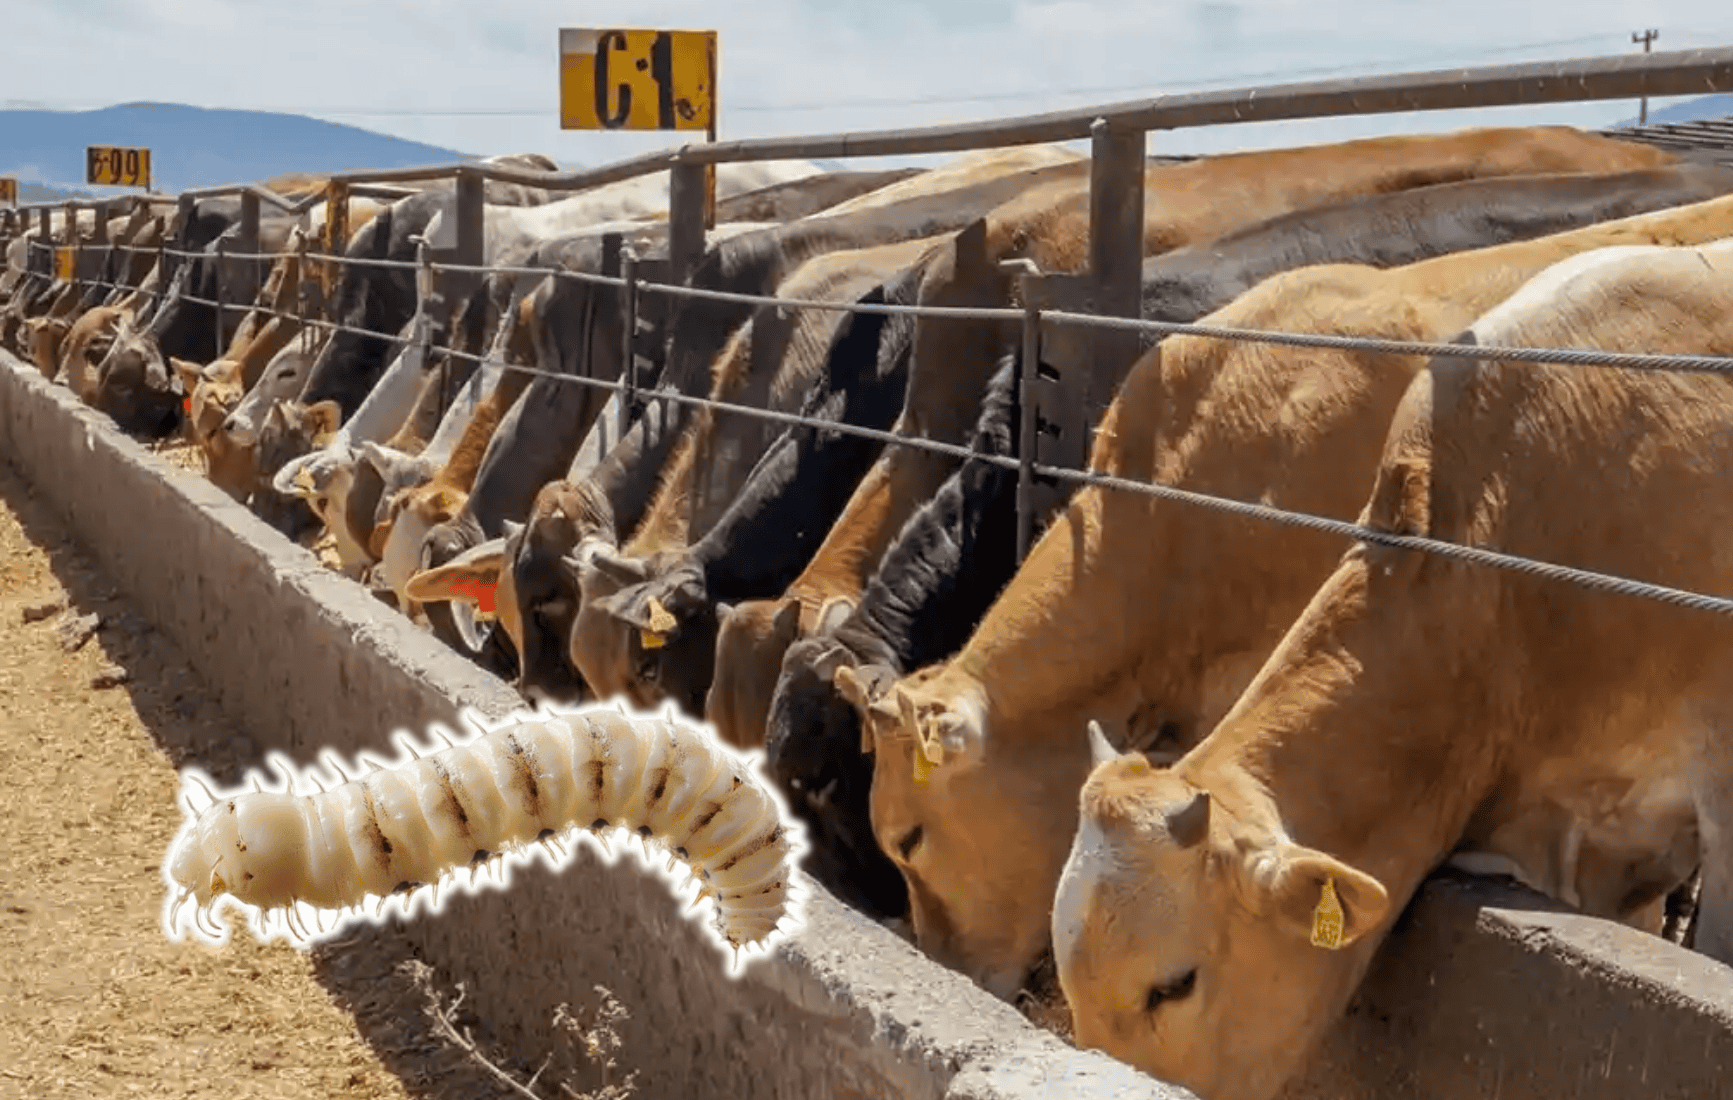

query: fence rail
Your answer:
[8,42,1733,625]
[14,220,1733,625]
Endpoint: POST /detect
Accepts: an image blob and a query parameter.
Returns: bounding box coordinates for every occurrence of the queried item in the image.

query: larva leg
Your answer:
[161,701,808,973]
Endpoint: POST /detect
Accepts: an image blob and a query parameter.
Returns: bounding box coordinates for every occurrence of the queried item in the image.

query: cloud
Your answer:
[6,0,1733,172]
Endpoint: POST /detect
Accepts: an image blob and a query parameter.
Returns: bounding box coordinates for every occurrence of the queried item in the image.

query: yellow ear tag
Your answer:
[1311,875,1346,950]
[639,596,676,650]
[912,738,939,786]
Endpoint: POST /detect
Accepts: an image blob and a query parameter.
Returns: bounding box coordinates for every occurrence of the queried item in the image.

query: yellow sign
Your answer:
[559,28,715,132]
[87,145,152,188]
[0,177,16,205]
[54,247,74,281]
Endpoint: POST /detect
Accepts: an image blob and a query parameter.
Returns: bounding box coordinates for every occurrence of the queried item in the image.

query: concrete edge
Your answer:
[0,351,1189,1100]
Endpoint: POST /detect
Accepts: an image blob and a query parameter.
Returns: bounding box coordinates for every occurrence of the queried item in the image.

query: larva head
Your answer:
[168,791,312,909]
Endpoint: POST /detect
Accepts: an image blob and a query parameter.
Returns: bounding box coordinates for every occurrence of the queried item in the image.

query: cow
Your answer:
[1054,237,1733,1100]
[286,166,909,572]
[245,170,569,515]
[404,232,942,705]
[408,161,1099,688]
[834,192,1733,1004]
[566,244,933,724]
[754,157,1733,918]
[785,127,1688,758]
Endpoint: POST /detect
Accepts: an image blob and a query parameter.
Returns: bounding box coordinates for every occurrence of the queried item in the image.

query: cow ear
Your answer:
[907,691,987,775]
[1087,719,1126,770]
[814,595,854,636]
[169,356,205,395]
[357,441,427,491]
[584,548,650,587]
[405,538,506,614]
[771,598,802,643]
[1250,845,1390,953]
[834,664,892,755]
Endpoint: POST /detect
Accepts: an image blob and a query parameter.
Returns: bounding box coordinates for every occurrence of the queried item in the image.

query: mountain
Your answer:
[18,181,95,204]
[1612,91,1733,128]
[0,102,476,193]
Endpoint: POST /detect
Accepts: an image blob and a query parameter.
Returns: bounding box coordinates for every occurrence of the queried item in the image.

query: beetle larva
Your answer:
[160,702,807,975]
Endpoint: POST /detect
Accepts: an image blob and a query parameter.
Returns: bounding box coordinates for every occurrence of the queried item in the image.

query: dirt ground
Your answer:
[0,456,554,1100]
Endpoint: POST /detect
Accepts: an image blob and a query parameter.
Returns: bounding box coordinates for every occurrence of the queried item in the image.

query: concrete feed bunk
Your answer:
[6,345,1733,1098]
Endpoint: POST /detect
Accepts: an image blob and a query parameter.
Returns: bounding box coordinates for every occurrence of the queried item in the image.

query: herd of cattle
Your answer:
[5,121,1733,1100]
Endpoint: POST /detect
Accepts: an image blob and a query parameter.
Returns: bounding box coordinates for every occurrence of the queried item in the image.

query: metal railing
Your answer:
[16,221,1733,623]
[8,42,1733,385]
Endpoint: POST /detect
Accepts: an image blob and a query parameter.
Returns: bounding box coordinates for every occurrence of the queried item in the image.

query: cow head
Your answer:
[405,532,519,656]
[586,554,718,720]
[765,628,911,921]
[1054,740,1390,1100]
[26,315,71,379]
[246,400,332,540]
[372,480,466,610]
[704,596,821,749]
[93,326,183,438]
[835,661,1094,1001]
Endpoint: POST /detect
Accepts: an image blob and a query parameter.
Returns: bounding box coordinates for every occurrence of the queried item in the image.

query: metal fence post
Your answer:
[415,235,436,385]
[451,167,485,333]
[214,234,228,360]
[90,200,108,293]
[1087,118,1146,452]
[1017,278,1044,563]
[668,158,707,291]
[618,246,639,444]
[36,209,51,278]
[153,228,166,313]
[238,188,261,306]
[64,201,80,294]
[172,193,196,294]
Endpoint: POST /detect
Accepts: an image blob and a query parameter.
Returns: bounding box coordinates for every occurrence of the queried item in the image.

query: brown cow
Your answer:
[838,192,1733,1002]
[704,123,1682,751]
[1055,237,1733,1100]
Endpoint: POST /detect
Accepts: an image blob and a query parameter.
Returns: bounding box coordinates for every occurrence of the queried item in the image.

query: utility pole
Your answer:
[1633,29,1659,125]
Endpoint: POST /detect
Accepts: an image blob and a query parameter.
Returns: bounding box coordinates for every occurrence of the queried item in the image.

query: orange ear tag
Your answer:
[1311,875,1346,950]
[459,578,497,618]
[639,629,666,651]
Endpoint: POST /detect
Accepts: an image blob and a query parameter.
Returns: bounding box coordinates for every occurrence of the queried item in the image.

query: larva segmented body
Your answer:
[161,702,807,975]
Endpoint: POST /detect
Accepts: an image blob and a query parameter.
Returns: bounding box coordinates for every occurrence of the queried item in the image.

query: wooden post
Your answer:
[64,202,81,293]
[1086,118,1146,453]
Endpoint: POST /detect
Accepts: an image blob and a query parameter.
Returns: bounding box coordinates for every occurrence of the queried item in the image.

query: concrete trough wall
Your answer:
[3,348,1731,1099]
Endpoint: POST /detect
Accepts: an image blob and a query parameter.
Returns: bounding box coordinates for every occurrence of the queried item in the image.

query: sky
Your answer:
[6,0,1733,172]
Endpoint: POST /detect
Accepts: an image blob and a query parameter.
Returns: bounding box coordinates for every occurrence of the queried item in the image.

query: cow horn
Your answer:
[1087,720,1123,769]
[1165,790,1212,849]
